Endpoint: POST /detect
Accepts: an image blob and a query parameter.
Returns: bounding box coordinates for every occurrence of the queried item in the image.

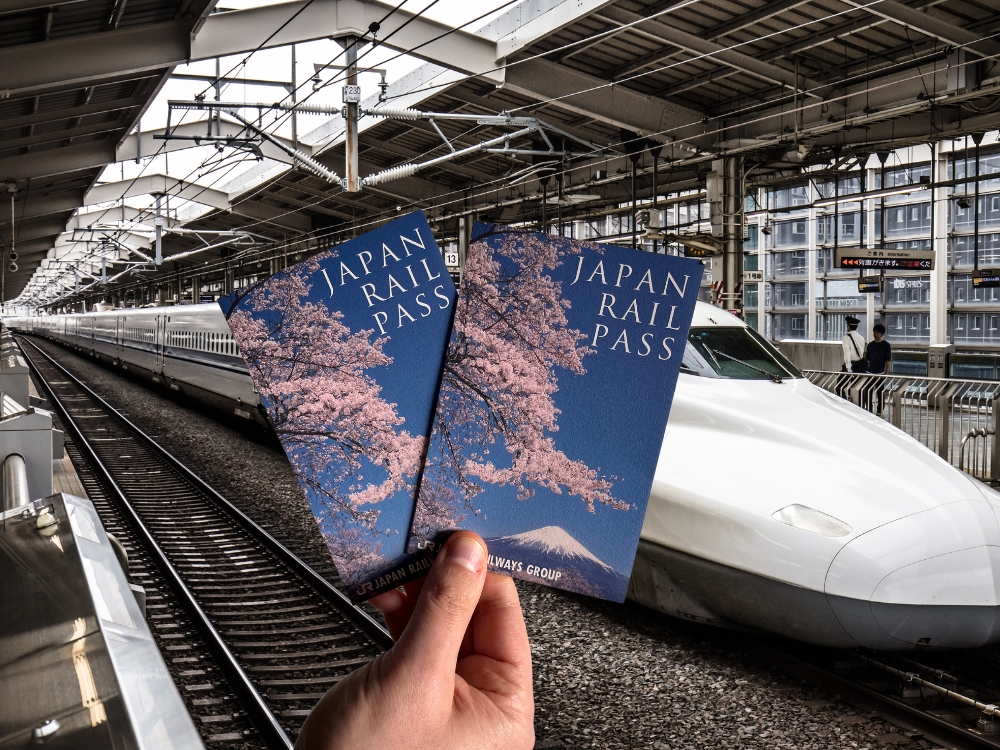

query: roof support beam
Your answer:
[192,0,502,82]
[0,20,188,98]
[85,174,229,211]
[0,0,84,14]
[116,119,308,165]
[595,6,823,96]
[1,217,66,245]
[843,0,1000,58]
[87,177,312,235]
[0,95,145,131]
[488,0,618,59]
[503,58,705,144]
[0,140,114,180]
[0,118,128,153]
[703,0,812,40]
[8,190,86,223]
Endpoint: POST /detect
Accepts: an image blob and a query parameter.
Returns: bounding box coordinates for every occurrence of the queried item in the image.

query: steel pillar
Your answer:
[807,180,818,339]
[721,156,744,315]
[930,141,948,345]
[344,36,359,193]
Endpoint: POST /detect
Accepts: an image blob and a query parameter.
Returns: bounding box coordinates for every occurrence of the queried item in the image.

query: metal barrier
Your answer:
[804,370,1000,484]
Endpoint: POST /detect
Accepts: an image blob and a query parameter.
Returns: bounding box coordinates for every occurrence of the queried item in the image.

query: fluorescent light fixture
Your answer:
[772,504,852,537]
[815,184,927,208]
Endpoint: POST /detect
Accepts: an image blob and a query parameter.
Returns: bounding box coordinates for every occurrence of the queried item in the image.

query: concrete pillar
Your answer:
[930,140,949,345]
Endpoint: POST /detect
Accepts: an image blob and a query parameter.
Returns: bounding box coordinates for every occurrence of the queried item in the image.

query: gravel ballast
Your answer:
[30,338,935,750]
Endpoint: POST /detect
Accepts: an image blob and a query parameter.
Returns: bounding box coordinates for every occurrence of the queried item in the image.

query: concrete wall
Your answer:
[777,340,845,373]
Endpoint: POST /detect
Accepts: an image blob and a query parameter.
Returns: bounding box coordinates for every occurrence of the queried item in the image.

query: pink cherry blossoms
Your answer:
[426,229,625,517]
[227,259,425,558]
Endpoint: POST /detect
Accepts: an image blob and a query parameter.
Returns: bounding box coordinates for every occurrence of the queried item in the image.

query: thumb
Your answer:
[394,532,487,676]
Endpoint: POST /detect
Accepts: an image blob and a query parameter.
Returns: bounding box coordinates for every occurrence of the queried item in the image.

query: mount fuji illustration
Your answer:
[485,525,630,601]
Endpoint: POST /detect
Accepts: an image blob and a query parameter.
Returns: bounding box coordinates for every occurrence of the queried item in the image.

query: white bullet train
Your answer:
[11,302,1000,650]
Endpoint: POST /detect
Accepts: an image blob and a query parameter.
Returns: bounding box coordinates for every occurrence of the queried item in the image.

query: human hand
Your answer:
[294,532,535,750]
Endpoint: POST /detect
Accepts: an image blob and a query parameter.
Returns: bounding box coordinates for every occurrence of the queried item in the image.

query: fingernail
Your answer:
[445,536,485,573]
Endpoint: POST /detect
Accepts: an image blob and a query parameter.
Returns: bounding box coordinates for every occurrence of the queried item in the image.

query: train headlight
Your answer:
[771,504,852,537]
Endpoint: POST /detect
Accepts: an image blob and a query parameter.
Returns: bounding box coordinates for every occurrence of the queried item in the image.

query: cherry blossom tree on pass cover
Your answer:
[413,228,626,539]
[226,258,425,582]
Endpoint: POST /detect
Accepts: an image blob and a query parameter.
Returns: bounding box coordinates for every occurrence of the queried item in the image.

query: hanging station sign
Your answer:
[972,270,1000,288]
[835,247,934,270]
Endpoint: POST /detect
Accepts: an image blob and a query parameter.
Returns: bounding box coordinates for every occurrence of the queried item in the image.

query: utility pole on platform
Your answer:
[344,36,360,193]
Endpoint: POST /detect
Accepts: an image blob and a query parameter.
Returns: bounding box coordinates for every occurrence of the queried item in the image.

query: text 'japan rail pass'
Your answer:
[407,224,702,602]
[219,211,455,603]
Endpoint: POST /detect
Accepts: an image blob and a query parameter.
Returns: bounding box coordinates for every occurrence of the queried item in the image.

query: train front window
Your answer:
[682,327,801,381]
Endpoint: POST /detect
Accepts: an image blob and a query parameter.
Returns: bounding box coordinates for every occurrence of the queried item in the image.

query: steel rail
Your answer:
[18,334,393,651]
[732,636,1000,750]
[16,335,295,750]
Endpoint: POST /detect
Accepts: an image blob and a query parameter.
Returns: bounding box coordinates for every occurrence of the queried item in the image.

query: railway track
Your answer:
[22,331,1000,750]
[17,334,392,749]
[735,637,1000,750]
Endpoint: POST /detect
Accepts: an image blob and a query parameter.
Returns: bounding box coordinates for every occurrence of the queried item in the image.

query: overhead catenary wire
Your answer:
[17,8,992,306]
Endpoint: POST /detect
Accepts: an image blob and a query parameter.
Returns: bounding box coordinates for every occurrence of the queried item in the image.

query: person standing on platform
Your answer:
[842,316,868,374]
[837,315,867,401]
[864,323,891,415]
[866,324,891,375]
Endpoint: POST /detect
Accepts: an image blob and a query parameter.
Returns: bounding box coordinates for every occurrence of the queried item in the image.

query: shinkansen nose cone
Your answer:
[825,492,1000,649]
[638,319,1000,648]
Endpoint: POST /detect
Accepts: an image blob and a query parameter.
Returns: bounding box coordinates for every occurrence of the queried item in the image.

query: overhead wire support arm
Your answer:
[362,126,537,187]
[226,110,344,187]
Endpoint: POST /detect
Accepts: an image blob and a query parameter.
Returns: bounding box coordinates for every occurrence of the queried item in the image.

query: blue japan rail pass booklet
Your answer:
[407,224,701,602]
[219,211,455,603]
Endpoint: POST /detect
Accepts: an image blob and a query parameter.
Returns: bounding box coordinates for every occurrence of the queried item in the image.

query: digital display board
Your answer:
[835,247,934,270]
[973,271,1000,288]
[858,278,883,293]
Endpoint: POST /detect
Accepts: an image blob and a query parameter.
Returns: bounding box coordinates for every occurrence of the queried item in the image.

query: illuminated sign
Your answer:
[836,247,934,270]
[857,278,883,294]
[973,271,1000,288]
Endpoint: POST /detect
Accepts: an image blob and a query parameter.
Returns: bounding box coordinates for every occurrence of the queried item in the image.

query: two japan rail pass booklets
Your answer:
[222,213,701,603]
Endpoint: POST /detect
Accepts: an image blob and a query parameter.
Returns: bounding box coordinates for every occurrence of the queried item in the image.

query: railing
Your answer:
[804,370,1000,484]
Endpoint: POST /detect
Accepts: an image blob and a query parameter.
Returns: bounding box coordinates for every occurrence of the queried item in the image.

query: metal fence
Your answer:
[804,370,1000,484]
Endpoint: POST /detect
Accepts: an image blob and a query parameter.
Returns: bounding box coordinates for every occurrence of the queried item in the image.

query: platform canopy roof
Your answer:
[2,0,999,308]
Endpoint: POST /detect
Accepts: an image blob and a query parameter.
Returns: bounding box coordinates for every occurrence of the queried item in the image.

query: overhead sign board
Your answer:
[836,247,934,270]
[857,278,884,294]
[742,269,764,283]
[973,271,1000,288]
[683,246,720,258]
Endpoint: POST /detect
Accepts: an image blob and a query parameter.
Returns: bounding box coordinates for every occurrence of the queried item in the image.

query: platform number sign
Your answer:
[444,250,460,269]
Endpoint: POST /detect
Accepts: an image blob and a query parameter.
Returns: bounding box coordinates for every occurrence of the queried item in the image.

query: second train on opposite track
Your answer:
[12,300,1000,651]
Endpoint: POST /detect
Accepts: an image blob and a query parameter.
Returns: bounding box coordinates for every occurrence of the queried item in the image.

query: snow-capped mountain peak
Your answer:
[499,526,614,571]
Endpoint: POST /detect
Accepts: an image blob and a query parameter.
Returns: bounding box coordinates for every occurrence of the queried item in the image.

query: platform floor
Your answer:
[53,453,87,498]
[29,364,89,499]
